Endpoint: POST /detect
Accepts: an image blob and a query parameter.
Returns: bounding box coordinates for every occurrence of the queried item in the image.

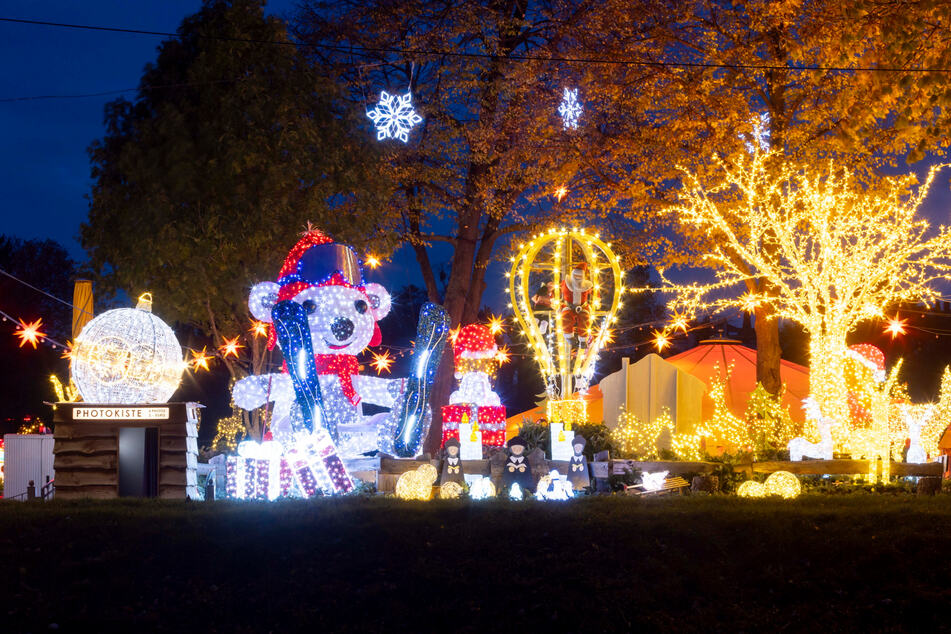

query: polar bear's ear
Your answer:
[364,283,391,320]
[249,282,281,322]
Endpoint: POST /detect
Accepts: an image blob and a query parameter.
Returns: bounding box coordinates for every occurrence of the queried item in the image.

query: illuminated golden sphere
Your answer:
[737,480,766,498]
[417,463,438,486]
[439,481,464,499]
[71,294,185,404]
[395,464,439,500]
[764,471,802,499]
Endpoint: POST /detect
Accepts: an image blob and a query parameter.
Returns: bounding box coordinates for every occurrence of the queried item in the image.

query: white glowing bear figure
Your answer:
[788,397,833,461]
[641,470,669,492]
[232,229,405,457]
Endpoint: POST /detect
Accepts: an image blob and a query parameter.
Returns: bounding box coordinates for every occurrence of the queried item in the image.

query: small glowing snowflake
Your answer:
[558,87,582,129]
[367,90,423,143]
[744,112,771,154]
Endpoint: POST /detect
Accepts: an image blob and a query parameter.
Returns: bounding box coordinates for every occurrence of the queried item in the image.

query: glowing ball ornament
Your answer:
[764,471,802,499]
[440,481,464,499]
[737,480,766,498]
[70,293,185,404]
[395,464,438,500]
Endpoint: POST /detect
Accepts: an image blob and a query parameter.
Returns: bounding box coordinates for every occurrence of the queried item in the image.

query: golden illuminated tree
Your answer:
[657,147,951,427]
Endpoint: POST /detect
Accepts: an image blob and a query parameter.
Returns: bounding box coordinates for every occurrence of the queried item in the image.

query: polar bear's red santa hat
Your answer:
[266,228,385,348]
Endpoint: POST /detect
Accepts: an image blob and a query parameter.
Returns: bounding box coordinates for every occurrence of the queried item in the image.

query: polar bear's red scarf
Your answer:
[313,354,361,405]
[279,354,361,405]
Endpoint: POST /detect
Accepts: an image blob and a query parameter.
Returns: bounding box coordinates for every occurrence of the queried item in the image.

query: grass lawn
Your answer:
[2,494,951,633]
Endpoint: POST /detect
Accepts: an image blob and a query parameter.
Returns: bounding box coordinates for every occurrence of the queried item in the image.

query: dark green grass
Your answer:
[3,495,951,633]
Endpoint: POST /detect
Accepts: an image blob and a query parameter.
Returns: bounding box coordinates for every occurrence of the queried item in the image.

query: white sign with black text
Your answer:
[72,406,170,421]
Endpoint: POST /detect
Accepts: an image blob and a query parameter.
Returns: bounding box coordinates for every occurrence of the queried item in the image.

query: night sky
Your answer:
[1,1,949,313]
[0,0,454,302]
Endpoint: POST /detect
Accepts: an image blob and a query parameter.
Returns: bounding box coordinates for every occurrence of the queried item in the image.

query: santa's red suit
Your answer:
[561,263,593,337]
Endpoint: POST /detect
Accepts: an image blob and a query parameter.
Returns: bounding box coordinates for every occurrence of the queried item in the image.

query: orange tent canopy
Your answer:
[665,339,810,423]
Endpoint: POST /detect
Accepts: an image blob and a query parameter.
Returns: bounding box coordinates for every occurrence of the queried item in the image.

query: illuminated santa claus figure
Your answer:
[441,323,507,447]
[561,262,594,349]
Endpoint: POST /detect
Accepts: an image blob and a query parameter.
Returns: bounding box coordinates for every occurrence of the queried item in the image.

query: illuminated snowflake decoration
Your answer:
[367,91,423,143]
[557,88,582,129]
[744,112,771,154]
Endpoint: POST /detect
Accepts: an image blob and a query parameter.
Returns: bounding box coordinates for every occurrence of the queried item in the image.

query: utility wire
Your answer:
[0,78,243,103]
[0,268,92,316]
[2,16,951,76]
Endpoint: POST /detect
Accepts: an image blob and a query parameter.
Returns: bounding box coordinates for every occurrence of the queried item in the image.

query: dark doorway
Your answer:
[118,427,159,497]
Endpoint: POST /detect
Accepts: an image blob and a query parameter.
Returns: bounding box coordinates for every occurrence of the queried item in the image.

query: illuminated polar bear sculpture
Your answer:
[233,229,449,458]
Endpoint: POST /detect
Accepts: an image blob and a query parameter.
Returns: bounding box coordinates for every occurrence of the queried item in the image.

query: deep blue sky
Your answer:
[0,0,471,306]
[0,1,291,259]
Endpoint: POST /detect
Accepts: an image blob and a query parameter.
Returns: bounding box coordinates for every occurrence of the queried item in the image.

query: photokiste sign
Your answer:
[72,406,170,420]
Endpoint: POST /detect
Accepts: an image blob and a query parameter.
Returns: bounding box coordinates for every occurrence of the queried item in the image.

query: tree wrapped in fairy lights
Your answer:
[655,148,951,429]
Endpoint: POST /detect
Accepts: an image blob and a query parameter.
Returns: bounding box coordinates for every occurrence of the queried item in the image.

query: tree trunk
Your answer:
[753,307,782,396]
[422,207,481,454]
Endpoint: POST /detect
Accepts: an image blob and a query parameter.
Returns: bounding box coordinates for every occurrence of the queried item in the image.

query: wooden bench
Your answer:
[624,476,690,496]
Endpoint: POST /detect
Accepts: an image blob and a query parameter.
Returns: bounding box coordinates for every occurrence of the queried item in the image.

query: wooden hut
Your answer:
[52,402,200,500]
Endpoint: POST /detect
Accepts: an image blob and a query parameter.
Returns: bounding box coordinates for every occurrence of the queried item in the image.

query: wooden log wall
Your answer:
[733,459,944,478]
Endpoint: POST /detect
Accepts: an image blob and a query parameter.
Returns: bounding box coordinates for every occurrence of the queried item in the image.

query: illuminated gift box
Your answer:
[441,404,507,447]
[225,453,293,500]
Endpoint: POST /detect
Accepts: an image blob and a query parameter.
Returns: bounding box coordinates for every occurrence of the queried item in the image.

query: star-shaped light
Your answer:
[61,340,74,360]
[740,292,761,313]
[487,315,504,335]
[557,88,582,129]
[885,315,906,338]
[448,327,460,345]
[365,255,381,269]
[670,313,689,333]
[495,345,510,365]
[190,347,212,371]
[652,329,670,352]
[250,320,269,338]
[370,350,394,374]
[219,336,243,359]
[554,185,568,201]
[14,318,46,348]
[367,91,423,143]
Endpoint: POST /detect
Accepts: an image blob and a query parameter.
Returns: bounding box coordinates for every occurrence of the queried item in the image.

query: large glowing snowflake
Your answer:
[367,90,423,143]
[558,87,582,129]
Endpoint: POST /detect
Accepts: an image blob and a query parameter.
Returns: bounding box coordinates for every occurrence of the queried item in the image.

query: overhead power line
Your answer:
[2,15,951,78]
[0,78,243,103]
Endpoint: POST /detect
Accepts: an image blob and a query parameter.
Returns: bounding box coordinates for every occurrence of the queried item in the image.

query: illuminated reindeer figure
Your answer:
[903,404,934,464]
[788,397,833,461]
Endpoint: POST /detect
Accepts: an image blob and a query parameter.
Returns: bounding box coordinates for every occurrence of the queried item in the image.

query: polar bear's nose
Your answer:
[330,317,354,341]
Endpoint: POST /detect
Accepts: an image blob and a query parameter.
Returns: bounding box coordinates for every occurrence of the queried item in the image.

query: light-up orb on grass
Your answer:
[764,471,802,499]
[439,481,464,499]
[70,293,185,404]
[737,480,766,498]
[395,464,439,500]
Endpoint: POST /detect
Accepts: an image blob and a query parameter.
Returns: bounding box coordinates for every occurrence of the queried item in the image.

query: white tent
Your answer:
[599,353,706,433]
